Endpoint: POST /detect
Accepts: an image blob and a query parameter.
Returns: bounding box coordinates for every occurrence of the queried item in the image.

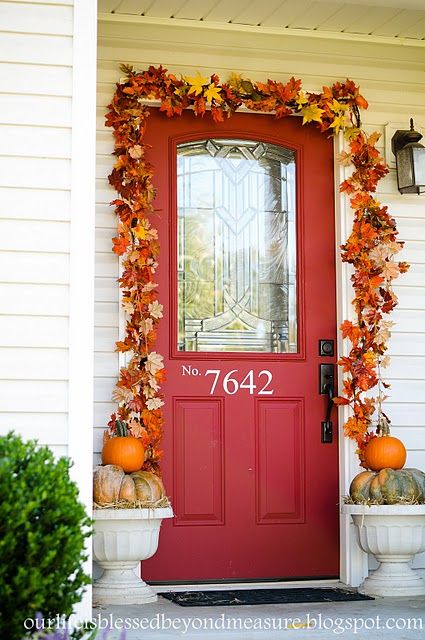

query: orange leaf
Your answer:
[112,236,130,256]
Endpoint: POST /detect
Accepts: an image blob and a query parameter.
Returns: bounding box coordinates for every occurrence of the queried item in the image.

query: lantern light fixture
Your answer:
[391,118,425,195]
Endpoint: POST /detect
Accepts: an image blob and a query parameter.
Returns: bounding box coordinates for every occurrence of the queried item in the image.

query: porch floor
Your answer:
[93,582,425,639]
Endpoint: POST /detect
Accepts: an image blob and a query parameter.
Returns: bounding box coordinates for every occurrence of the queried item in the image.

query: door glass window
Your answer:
[177,138,297,353]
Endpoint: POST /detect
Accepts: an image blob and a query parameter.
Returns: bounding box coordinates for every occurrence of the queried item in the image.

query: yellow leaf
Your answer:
[329,114,350,134]
[185,71,209,96]
[363,351,377,364]
[227,72,243,91]
[204,82,223,103]
[295,91,308,109]
[134,224,147,240]
[301,103,324,125]
[344,126,360,141]
[329,98,348,113]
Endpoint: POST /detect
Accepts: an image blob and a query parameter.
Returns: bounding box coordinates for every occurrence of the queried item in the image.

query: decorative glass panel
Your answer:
[177,138,297,353]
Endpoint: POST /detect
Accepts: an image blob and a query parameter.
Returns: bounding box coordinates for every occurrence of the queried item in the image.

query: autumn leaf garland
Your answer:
[105,64,408,473]
[335,135,409,464]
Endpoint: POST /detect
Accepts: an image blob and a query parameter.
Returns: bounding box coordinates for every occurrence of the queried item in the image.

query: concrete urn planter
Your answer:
[343,504,425,597]
[93,507,173,605]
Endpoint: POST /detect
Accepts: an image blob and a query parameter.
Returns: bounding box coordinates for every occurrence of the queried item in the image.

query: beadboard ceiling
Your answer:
[98,0,425,41]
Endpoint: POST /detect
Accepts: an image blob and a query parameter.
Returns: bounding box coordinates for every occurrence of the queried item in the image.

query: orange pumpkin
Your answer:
[101,436,145,473]
[363,435,406,472]
[93,465,166,505]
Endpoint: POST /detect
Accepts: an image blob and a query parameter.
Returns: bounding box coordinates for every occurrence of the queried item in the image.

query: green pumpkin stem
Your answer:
[116,420,128,437]
[378,415,390,437]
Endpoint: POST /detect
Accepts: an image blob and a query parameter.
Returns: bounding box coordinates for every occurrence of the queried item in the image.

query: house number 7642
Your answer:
[181,365,274,395]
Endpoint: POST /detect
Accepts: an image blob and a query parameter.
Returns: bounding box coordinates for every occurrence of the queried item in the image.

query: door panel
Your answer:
[256,398,304,524]
[173,397,224,526]
[141,108,339,582]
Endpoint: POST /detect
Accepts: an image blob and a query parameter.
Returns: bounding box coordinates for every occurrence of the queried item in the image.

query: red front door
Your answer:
[143,108,339,582]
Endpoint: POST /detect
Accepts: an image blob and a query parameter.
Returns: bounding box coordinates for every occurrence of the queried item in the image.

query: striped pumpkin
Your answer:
[349,468,425,505]
[93,465,165,505]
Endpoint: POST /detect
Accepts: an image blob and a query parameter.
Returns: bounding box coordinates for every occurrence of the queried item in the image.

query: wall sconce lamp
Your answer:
[391,119,425,194]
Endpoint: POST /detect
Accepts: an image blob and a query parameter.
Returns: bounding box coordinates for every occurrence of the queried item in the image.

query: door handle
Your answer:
[319,364,334,443]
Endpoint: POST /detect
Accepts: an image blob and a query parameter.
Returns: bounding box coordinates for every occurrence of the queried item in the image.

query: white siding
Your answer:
[0,0,74,453]
[1,0,97,618]
[96,18,425,576]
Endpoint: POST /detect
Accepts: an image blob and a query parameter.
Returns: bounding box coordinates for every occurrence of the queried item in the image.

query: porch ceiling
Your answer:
[98,0,425,41]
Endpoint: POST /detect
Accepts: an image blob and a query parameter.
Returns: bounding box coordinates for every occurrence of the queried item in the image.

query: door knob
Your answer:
[319,364,335,444]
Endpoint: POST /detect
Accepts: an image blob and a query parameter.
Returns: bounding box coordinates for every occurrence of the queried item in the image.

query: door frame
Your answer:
[117,106,365,586]
[333,134,369,587]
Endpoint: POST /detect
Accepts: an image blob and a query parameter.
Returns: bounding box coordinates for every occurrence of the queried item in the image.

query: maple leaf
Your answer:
[142,281,158,293]
[386,240,404,255]
[128,418,149,442]
[367,131,381,146]
[143,383,155,398]
[146,397,165,411]
[256,81,272,96]
[381,261,400,280]
[145,351,164,376]
[128,145,144,159]
[356,94,369,109]
[295,91,308,110]
[185,72,209,96]
[114,338,131,353]
[281,76,302,101]
[275,104,292,119]
[363,351,377,366]
[226,72,244,92]
[193,96,206,116]
[112,386,133,403]
[336,150,352,166]
[148,300,163,319]
[344,416,368,440]
[340,320,362,346]
[112,236,130,256]
[369,245,388,265]
[329,98,349,113]
[122,299,135,314]
[147,375,160,392]
[140,318,154,335]
[128,395,145,412]
[133,218,154,240]
[301,103,324,125]
[369,274,384,289]
[333,396,350,406]
[380,355,391,369]
[211,105,225,123]
[329,114,350,134]
[205,83,223,103]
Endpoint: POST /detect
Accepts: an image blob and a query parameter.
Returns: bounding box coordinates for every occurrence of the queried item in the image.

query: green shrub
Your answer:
[0,432,92,640]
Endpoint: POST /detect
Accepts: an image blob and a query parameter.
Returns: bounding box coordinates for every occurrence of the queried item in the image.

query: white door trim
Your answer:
[68,0,98,620]
[333,135,369,587]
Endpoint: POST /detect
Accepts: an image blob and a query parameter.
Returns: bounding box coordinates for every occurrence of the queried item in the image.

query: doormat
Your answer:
[161,588,373,607]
